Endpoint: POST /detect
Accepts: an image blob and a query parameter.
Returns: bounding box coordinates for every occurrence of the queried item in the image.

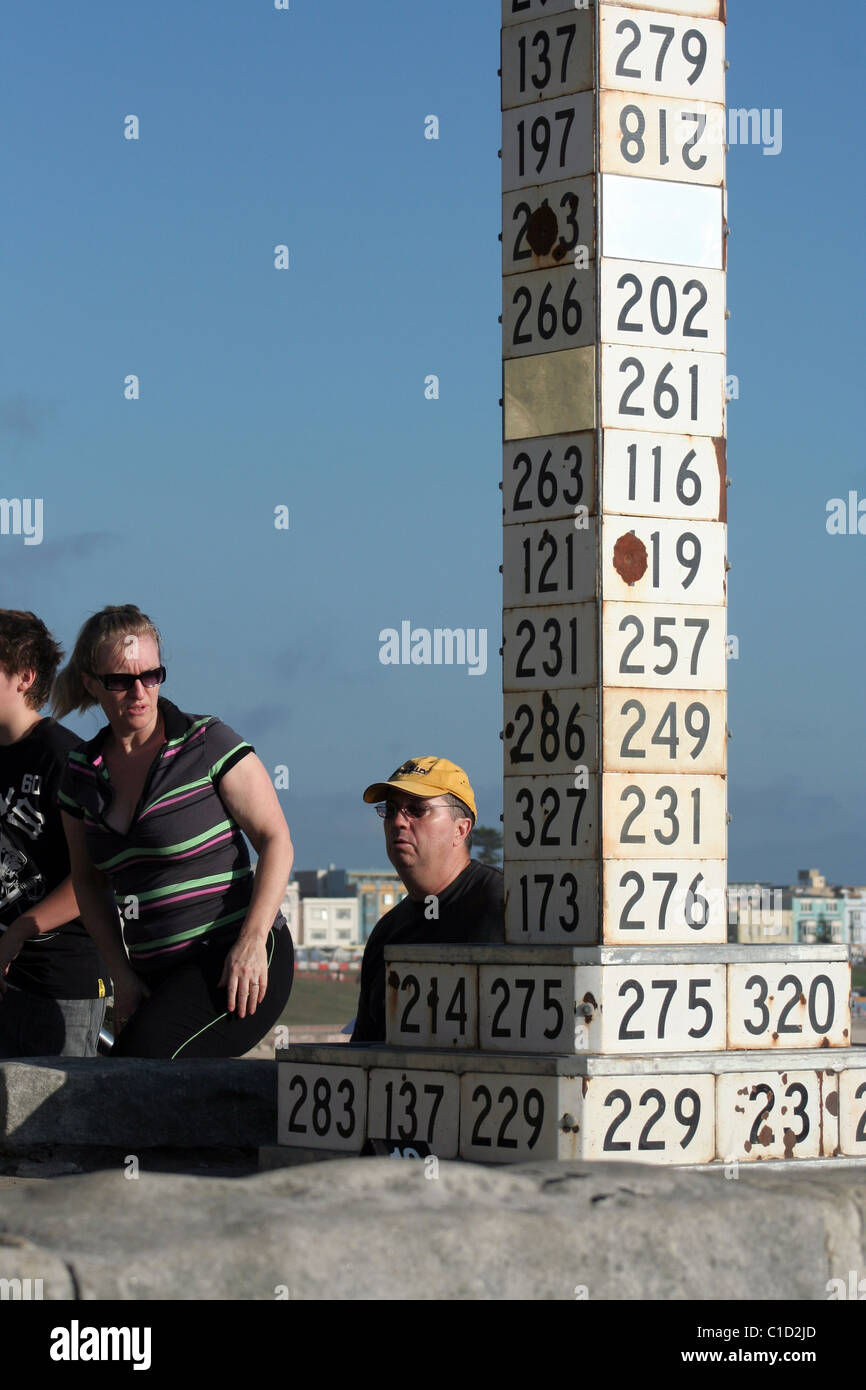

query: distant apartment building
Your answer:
[727,883,791,944]
[727,869,865,947]
[346,869,406,941]
[790,894,845,944]
[786,868,844,943]
[294,865,405,943]
[301,897,360,949]
[294,866,349,899]
[796,869,834,898]
[843,889,866,952]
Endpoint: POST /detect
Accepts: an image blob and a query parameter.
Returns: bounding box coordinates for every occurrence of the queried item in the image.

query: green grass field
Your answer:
[278,972,361,1028]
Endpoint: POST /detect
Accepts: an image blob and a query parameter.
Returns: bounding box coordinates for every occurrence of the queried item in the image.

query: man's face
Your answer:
[382,792,467,884]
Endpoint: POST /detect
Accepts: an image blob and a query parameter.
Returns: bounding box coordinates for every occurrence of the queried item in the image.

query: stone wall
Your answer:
[1,1059,865,1301]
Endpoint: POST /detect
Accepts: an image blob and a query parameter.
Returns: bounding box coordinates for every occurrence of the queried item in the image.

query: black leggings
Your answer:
[112,924,293,1059]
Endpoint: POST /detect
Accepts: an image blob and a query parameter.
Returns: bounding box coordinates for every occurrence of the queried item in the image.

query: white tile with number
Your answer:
[602,857,727,943]
[601,429,725,523]
[601,258,725,353]
[504,688,598,778]
[479,965,578,1053]
[504,264,596,359]
[602,770,726,859]
[503,177,595,277]
[600,90,725,185]
[717,1070,838,1162]
[503,518,598,611]
[601,343,726,437]
[602,601,726,690]
[501,11,594,111]
[503,91,595,192]
[504,517,597,607]
[367,1069,460,1159]
[460,1073,583,1162]
[600,7,724,103]
[580,1072,715,1163]
[601,516,726,606]
[602,687,726,774]
[584,962,726,1053]
[727,963,851,1051]
[505,771,599,861]
[385,963,478,1048]
[504,431,595,525]
[504,601,598,691]
[505,860,599,944]
[277,1062,367,1152]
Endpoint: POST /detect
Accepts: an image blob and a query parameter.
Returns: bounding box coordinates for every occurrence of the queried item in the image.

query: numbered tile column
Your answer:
[501,0,602,946]
[596,0,729,949]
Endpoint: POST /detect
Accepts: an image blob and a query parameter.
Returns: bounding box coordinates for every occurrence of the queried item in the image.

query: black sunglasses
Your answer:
[93,665,167,693]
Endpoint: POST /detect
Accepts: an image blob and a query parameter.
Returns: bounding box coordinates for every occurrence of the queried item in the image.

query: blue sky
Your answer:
[1,0,863,885]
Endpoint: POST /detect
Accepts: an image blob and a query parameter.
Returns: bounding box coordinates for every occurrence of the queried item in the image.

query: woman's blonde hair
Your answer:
[52,605,163,718]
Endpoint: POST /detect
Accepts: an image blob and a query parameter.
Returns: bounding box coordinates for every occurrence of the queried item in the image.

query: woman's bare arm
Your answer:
[214,753,294,1017]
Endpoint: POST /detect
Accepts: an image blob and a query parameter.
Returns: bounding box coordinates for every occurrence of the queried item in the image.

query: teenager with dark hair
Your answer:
[0,610,109,1057]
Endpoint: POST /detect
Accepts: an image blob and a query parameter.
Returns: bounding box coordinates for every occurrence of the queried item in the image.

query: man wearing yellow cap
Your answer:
[351,757,504,1042]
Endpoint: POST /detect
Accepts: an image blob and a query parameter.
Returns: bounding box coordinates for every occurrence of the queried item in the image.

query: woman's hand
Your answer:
[218,935,269,1019]
[112,966,151,1034]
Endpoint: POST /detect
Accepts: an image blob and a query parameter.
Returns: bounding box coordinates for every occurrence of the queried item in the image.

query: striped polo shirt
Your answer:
[58,698,265,973]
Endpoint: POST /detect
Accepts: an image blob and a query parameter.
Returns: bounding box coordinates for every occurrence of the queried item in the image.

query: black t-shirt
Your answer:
[0,718,109,999]
[351,859,504,1043]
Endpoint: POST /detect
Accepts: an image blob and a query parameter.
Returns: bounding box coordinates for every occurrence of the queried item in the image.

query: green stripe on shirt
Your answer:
[114,866,253,906]
[128,908,249,955]
[97,818,237,871]
[209,741,251,781]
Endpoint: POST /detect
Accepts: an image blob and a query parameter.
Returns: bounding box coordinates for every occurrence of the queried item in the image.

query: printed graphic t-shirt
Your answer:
[59,699,269,978]
[0,718,109,999]
[351,859,504,1043]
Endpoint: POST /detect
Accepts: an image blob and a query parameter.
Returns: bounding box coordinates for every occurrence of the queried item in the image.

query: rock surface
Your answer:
[0,1157,864,1300]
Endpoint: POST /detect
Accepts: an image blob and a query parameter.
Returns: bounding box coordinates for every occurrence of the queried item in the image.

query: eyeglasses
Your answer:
[92,665,167,693]
[375,799,450,820]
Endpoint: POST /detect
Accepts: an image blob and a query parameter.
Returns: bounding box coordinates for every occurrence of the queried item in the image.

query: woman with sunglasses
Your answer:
[53,605,294,1058]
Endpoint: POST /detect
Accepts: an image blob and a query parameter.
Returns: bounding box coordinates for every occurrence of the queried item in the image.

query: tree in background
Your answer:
[472,825,503,867]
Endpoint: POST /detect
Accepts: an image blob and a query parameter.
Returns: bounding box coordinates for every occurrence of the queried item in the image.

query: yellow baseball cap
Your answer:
[363,756,477,820]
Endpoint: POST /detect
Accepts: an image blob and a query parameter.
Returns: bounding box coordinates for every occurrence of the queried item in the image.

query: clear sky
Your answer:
[1,1,863,885]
